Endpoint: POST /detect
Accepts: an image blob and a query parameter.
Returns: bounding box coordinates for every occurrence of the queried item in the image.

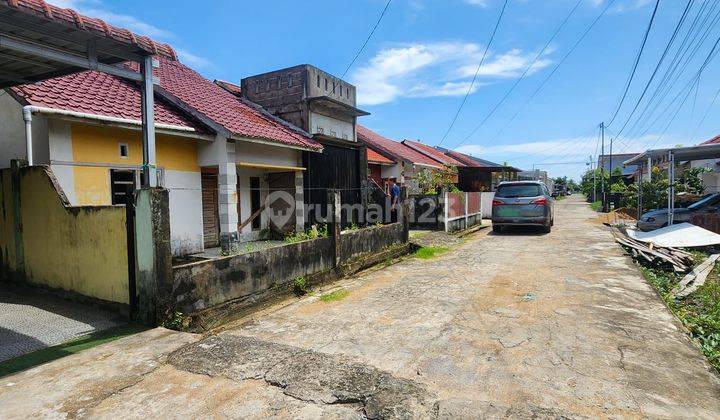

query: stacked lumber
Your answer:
[610,228,695,272]
[673,254,720,298]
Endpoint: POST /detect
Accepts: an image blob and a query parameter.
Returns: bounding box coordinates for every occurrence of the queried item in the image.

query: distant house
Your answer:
[357,125,442,193]
[439,149,520,191]
[598,153,640,179]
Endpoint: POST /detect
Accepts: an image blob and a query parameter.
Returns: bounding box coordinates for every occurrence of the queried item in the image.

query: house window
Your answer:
[332,82,336,94]
[317,74,320,88]
[110,169,137,205]
[324,78,328,91]
[346,87,349,97]
[119,143,129,158]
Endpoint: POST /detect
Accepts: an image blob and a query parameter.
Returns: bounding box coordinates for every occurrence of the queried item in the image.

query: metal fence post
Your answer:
[464,192,469,230]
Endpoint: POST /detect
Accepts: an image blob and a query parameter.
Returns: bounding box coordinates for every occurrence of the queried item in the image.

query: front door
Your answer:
[201,169,220,248]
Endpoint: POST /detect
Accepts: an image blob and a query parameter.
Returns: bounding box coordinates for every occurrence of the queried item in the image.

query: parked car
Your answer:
[492,181,555,233]
[637,193,720,231]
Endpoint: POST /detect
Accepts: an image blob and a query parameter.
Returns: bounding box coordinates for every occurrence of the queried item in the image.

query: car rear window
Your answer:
[495,184,542,198]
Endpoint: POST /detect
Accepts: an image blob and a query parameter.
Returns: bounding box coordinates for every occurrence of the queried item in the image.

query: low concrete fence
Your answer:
[443,191,483,233]
[0,165,130,306]
[170,192,410,330]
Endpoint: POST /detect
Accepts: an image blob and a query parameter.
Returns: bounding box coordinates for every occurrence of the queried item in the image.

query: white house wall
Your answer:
[309,111,354,141]
[0,93,27,168]
[165,169,204,255]
[47,119,76,204]
[234,141,300,167]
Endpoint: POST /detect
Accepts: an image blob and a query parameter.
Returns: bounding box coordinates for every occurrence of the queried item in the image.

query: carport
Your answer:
[624,143,720,222]
[1,0,171,338]
[0,0,162,186]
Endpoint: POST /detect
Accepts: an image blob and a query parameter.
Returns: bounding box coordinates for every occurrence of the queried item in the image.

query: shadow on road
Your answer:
[488,226,550,236]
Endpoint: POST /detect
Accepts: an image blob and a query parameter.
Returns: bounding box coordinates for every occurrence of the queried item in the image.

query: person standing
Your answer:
[389,178,401,223]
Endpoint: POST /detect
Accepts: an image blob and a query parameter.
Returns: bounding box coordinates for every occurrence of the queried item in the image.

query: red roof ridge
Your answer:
[357,125,441,168]
[701,134,720,145]
[401,139,464,166]
[5,0,178,61]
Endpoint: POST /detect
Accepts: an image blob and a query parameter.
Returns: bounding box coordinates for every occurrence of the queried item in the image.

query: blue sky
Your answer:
[49,0,720,180]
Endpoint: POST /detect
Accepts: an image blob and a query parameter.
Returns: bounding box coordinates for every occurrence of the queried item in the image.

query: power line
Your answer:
[437,0,510,146]
[607,0,693,144]
[606,0,661,127]
[456,0,583,146]
[621,0,720,141]
[483,0,617,147]
[342,0,393,78]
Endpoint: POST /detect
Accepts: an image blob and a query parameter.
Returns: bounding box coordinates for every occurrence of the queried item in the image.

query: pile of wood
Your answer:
[611,228,695,272]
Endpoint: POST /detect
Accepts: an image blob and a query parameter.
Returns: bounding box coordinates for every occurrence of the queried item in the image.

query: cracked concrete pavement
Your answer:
[1,195,719,418]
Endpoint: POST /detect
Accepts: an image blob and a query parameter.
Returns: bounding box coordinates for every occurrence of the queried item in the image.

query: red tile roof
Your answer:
[701,135,720,145]
[12,58,321,150]
[402,140,464,166]
[4,0,177,60]
[11,70,202,129]
[357,125,441,168]
[129,59,321,150]
[367,147,395,165]
[214,80,242,96]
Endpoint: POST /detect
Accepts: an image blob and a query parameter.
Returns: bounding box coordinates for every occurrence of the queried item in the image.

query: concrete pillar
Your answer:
[328,189,341,268]
[218,163,239,252]
[295,170,305,233]
[133,188,172,325]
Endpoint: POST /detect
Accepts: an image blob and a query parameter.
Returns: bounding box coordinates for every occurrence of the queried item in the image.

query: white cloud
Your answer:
[352,41,553,106]
[45,0,211,68]
[463,0,488,7]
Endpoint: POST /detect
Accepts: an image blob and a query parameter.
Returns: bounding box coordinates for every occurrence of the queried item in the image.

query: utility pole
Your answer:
[600,122,606,212]
[590,155,596,202]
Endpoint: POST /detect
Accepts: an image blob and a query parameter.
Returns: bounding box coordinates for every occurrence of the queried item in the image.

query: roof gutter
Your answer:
[23,106,200,133]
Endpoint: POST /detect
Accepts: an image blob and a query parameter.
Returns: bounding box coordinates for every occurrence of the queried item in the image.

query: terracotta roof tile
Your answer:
[701,134,720,145]
[128,59,321,150]
[12,59,321,150]
[402,139,464,166]
[367,147,395,164]
[4,0,177,60]
[11,70,201,129]
[357,125,441,168]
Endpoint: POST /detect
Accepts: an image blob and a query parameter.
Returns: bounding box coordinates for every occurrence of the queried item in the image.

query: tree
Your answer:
[416,165,459,195]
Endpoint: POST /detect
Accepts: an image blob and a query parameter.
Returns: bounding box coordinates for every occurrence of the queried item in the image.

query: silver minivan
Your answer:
[491,181,554,233]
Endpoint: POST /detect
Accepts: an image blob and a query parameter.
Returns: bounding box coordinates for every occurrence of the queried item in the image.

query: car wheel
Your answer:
[492,225,503,233]
[551,218,554,227]
[543,225,551,233]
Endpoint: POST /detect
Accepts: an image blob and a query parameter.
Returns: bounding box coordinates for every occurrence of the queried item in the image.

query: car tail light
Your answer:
[492,199,504,206]
[531,197,548,205]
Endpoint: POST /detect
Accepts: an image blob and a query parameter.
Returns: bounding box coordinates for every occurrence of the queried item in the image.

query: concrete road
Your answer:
[2,195,719,418]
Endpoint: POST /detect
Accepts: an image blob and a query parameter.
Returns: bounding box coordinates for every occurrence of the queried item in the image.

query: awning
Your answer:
[307,96,370,117]
[624,143,720,166]
[237,162,306,172]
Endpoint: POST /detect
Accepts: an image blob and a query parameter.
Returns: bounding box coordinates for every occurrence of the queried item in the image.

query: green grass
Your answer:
[0,324,147,378]
[637,253,720,372]
[414,246,450,259]
[589,200,603,211]
[319,289,350,302]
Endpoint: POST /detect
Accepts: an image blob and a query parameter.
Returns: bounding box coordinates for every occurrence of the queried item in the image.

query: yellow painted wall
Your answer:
[18,166,129,304]
[71,124,200,205]
[0,169,17,274]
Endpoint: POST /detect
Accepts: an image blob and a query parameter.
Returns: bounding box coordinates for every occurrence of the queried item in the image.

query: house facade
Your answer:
[240,66,370,225]
[1,56,322,256]
[357,125,442,194]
